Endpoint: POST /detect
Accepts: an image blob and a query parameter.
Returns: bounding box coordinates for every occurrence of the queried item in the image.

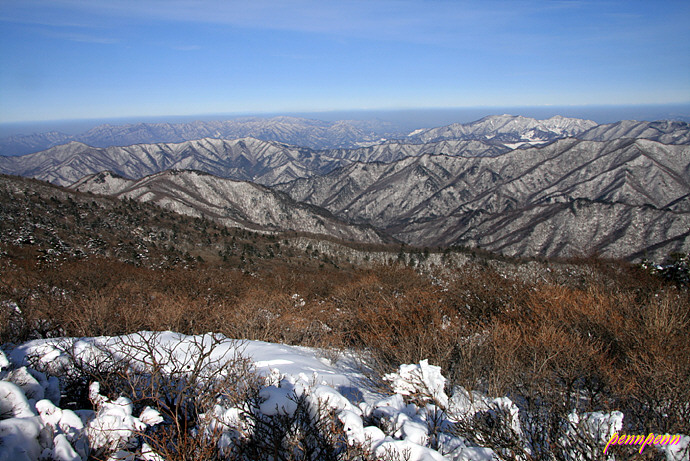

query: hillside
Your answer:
[278,138,690,260]
[0,137,508,187]
[406,114,598,147]
[2,174,688,460]
[2,115,689,260]
[71,170,386,243]
[0,173,387,272]
[0,137,343,187]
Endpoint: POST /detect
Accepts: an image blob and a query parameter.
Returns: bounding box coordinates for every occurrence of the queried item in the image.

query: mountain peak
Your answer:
[408,114,597,145]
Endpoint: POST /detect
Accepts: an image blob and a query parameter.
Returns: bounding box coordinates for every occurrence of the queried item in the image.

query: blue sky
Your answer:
[1,0,689,123]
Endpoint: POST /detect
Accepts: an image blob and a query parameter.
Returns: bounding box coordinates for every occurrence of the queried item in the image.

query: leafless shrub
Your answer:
[27,332,409,461]
[4,246,689,460]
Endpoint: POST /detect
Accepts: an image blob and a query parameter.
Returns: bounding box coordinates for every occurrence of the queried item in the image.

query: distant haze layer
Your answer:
[1,104,689,140]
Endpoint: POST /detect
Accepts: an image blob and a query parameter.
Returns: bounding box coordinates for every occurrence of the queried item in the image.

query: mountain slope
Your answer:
[277,138,690,260]
[0,131,72,157]
[578,120,690,144]
[0,173,249,267]
[407,115,598,147]
[323,139,509,162]
[406,115,690,148]
[0,137,508,187]
[0,138,346,187]
[72,170,386,243]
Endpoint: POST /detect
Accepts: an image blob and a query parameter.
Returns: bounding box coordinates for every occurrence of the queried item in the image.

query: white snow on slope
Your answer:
[9,332,356,392]
[2,333,687,461]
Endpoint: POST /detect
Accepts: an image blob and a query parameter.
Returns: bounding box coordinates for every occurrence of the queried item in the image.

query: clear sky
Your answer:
[1,0,689,123]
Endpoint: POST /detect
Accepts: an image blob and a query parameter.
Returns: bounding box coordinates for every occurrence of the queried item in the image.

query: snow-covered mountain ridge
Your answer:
[406,114,598,146]
[71,170,386,243]
[2,114,689,260]
[3,114,689,158]
[277,138,690,260]
[407,115,690,145]
[0,137,511,187]
[0,137,338,187]
[3,114,689,189]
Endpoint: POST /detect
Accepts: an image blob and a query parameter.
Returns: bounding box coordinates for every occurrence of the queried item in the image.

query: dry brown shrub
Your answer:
[3,241,688,444]
[441,263,530,324]
[470,275,690,448]
[489,283,629,400]
[616,289,690,435]
[324,268,464,380]
[223,290,294,342]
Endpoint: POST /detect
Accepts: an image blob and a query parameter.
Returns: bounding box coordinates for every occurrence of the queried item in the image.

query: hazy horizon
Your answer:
[1,103,689,139]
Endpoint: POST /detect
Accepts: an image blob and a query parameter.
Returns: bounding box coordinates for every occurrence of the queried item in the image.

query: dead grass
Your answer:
[1,245,688,442]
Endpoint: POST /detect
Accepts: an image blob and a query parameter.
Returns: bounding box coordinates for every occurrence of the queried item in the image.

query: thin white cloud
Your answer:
[2,0,523,45]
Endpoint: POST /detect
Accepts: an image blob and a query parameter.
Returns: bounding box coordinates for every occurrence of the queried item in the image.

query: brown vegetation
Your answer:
[2,245,688,443]
[2,183,689,461]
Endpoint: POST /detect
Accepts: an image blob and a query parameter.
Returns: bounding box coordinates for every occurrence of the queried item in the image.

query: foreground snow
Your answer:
[1,332,688,460]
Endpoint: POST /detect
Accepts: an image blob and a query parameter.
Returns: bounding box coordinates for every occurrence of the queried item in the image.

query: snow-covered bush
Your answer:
[4,333,441,460]
[0,347,161,461]
[384,360,449,409]
[378,359,688,461]
[3,330,689,461]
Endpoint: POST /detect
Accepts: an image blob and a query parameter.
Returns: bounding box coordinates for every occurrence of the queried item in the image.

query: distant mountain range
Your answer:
[1,114,689,260]
[3,114,689,157]
[406,115,690,147]
[0,116,403,156]
[3,115,689,188]
[0,138,337,187]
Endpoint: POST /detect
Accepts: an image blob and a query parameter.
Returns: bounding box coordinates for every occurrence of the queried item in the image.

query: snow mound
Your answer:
[2,332,687,460]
